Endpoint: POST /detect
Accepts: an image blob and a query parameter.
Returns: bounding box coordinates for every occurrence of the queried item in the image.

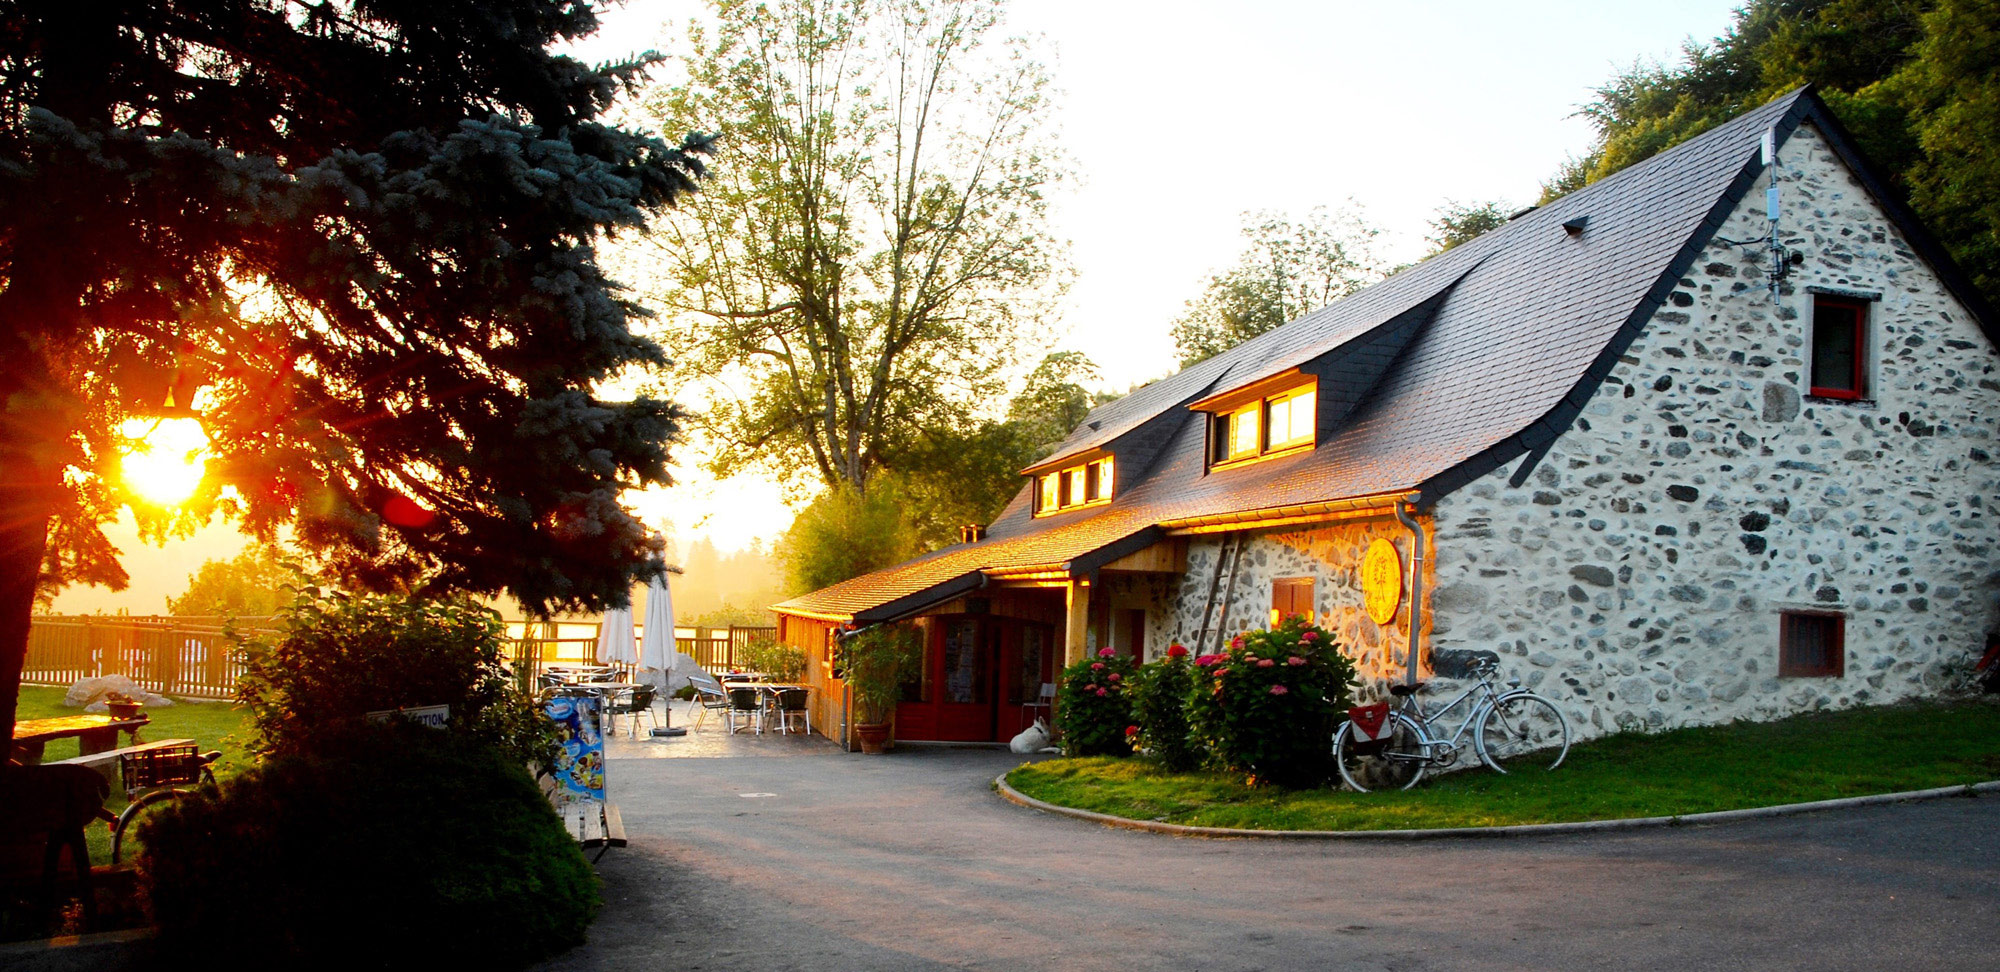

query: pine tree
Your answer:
[0,1,713,734]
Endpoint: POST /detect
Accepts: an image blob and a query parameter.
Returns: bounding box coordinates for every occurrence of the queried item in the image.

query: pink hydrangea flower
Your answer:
[1194,654,1219,666]
[1094,686,1108,697]
[1091,662,1104,671]
[1300,630,1318,642]
[1256,658,1276,668]
[1098,647,1117,658]
[1288,656,1306,666]
[1214,668,1229,678]
[1108,673,1122,682]
[1269,684,1290,696]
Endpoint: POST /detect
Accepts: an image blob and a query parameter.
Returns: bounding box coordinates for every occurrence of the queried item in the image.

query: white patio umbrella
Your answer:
[595,604,638,667]
[639,571,688,694]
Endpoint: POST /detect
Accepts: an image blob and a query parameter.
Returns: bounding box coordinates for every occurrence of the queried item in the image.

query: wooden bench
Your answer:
[44,738,198,789]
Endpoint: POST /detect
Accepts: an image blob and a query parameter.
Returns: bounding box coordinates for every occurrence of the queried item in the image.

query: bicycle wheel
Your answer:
[112,788,191,865]
[1475,692,1570,773]
[1334,711,1429,792]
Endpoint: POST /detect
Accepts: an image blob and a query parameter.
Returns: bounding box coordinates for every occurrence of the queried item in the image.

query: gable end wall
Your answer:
[1427,121,2000,739]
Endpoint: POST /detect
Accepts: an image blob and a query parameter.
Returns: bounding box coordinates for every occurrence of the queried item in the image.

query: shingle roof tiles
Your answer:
[776,89,1815,620]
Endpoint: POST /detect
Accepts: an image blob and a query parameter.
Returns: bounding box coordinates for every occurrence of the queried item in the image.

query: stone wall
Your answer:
[1427,120,2000,740]
[1161,518,1430,695]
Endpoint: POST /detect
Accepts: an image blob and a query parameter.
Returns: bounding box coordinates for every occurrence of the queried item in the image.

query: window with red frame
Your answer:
[1809,296,1869,400]
[1779,611,1844,677]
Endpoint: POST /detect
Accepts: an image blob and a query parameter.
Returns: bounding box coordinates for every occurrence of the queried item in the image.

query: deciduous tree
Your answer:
[1559,0,1999,300]
[1169,206,1389,366]
[167,547,299,617]
[632,0,1069,493]
[1424,200,1512,255]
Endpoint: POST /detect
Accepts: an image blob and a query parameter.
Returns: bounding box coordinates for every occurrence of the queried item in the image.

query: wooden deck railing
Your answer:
[23,615,777,700]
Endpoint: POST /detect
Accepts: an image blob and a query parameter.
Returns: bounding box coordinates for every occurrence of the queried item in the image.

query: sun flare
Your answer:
[120,416,209,508]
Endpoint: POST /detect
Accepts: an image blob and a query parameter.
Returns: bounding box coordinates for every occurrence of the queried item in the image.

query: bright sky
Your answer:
[51,0,1741,614]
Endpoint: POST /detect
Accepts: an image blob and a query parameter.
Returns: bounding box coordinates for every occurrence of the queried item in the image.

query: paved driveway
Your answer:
[540,738,2000,971]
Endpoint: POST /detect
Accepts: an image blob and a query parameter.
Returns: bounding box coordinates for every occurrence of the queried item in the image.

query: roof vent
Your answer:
[1086,420,1100,430]
[1563,216,1589,237]
[958,523,987,545]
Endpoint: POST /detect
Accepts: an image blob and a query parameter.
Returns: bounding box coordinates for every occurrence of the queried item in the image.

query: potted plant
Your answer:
[105,690,145,720]
[837,625,919,754]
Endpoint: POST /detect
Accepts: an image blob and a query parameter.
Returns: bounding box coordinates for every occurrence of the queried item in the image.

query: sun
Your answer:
[120,416,209,508]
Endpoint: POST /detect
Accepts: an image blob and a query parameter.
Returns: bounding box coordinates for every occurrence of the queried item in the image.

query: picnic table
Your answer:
[11,714,150,765]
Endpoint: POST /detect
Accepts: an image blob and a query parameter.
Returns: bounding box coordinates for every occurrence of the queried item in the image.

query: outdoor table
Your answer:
[549,681,641,701]
[11,714,151,765]
[550,683,644,735]
[752,683,809,733]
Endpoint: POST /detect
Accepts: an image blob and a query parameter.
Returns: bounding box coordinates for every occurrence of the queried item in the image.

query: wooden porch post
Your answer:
[1064,577,1090,666]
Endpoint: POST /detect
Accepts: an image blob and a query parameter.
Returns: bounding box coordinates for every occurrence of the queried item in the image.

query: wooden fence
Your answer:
[22,615,277,700]
[23,615,777,700]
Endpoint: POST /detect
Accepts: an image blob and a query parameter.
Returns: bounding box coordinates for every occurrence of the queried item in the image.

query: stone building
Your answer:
[772,88,1999,748]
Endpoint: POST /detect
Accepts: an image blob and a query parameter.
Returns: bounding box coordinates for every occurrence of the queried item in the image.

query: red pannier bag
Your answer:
[1347,702,1394,752]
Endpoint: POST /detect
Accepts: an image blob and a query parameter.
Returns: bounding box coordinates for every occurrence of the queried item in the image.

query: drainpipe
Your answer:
[1393,494,1427,687]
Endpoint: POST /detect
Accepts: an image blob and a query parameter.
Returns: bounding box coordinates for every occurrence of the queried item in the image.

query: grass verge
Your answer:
[1006,699,2000,832]
[16,684,256,862]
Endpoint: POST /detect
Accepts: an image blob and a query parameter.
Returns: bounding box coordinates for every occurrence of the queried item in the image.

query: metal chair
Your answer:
[687,672,733,732]
[607,684,659,735]
[726,687,765,734]
[771,687,810,735]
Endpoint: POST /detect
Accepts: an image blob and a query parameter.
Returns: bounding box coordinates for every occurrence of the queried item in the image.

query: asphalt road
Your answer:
[539,743,2000,972]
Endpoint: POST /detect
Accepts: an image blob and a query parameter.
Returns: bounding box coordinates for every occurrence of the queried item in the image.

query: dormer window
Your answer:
[1194,374,1318,469]
[1034,455,1113,515]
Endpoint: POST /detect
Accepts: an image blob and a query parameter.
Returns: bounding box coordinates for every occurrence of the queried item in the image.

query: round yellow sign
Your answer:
[1361,538,1403,625]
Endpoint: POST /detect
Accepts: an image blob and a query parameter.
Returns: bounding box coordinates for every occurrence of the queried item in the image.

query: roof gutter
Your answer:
[1157,491,1415,535]
[1393,495,1428,687]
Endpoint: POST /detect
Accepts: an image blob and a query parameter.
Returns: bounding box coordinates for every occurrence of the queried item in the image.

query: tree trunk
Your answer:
[0,452,55,745]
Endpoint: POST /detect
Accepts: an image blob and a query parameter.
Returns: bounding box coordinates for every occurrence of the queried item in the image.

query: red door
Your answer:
[932,617,996,741]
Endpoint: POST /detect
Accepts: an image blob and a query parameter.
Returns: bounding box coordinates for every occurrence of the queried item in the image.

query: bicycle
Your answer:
[106,743,221,864]
[1332,657,1570,792]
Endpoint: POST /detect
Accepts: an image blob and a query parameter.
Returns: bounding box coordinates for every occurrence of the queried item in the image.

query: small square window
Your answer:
[1270,576,1316,626]
[1809,296,1868,400]
[1264,389,1315,450]
[1779,611,1844,677]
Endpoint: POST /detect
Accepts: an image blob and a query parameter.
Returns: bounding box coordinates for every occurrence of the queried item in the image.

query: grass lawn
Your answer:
[1006,699,2000,831]
[15,684,256,863]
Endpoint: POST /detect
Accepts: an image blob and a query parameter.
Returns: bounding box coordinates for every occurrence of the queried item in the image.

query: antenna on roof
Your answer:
[1763,128,1787,302]
[1714,128,1803,301]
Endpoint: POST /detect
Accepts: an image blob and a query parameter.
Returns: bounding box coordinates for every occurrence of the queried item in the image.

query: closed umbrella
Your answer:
[596,605,638,667]
[640,571,689,735]
[640,572,687,692]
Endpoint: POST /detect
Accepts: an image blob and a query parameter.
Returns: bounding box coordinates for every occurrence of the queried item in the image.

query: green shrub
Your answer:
[236,589,556,766]
[738,637,807,682]
[1056,647,1137,757]
[139,723,597,970]
[1130,643,1201,771]
[1187,617,1356,787]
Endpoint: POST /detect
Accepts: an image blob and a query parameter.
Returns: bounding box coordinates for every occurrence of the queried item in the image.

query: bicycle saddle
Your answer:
[1389,681,1425,697]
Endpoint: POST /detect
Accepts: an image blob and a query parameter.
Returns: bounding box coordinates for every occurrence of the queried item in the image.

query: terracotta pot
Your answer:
[854,722,891,755]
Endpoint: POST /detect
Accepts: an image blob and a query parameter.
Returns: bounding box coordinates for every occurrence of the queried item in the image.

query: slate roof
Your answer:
[775,88,1995,623]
